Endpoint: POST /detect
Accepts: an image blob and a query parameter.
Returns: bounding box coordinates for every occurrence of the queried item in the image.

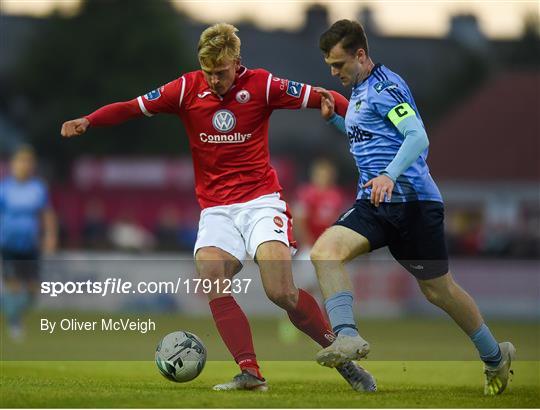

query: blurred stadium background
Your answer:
[1,0,539,361]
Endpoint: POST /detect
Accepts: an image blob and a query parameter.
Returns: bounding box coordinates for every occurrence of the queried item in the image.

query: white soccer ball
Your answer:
[155,331,207,383]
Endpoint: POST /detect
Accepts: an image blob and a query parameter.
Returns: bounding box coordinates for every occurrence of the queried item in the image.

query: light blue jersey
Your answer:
[345,64,442,203]
[0,176,49,253]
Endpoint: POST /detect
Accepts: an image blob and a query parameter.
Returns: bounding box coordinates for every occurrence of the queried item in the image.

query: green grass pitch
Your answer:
[1,360,539,408]
[1,313,539,407]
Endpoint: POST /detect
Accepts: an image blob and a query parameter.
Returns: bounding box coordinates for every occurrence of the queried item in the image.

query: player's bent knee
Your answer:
[195,247,240,281]
[310,242,347,264]
[265,287,298,310]
[255,240,291,261]
[418,276,452,307]
[310,226,367,263]
[420,285,442,306]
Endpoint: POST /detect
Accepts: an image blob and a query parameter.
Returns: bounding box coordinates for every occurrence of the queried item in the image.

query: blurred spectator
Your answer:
[109,211,154,252]
[82,198,109,249]
[482,223,512,256]
[294,158,346,248]
[177,215,198,252]
[0,145,58,340]
[518,204,540,257]
[446,208,484,256]
[153,204,198,251]
[445,205,540,258]
[154,205,182,250]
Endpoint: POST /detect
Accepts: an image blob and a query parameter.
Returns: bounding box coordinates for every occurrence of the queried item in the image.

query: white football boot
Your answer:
[213,370,268,392]
[484,342,516,396]
[317,333,370,368]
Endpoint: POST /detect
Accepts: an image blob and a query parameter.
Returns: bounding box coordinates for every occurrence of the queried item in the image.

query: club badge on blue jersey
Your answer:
[144,88,161,101]
[286,81,304,98]
[374,80,397,94]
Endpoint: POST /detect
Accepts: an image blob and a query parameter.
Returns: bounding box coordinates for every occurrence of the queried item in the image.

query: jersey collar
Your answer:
[202,65,249,100]
[236,65,248,79]
[353,62,382,91]
[224,65,248,95]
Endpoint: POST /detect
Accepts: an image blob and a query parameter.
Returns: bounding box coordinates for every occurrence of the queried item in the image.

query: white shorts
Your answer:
[194,193,296,262]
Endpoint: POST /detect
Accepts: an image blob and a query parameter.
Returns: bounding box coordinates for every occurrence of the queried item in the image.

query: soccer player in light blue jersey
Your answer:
[310,20,515,396]
[1,146,57,340]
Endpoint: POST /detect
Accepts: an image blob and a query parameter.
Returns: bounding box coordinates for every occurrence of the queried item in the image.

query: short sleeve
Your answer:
[137,77,185,116]
[370,79,414,119]
[266,73,312,110]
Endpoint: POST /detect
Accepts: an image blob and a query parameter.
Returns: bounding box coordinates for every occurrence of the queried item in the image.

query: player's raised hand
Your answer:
[363,174,394,207]
[61,117,90,138]
[314,87,335,120]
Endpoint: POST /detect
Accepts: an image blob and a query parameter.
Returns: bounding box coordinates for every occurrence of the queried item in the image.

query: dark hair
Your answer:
[319,19,369,56]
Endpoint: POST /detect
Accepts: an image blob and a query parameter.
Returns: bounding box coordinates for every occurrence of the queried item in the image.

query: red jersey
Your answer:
[137,67,319,208]
[86,66,348,209]
[296,184,346,244]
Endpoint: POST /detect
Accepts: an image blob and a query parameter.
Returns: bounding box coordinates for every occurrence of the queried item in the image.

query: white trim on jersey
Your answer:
[137,96,153,117]
[266,73,273,106]
[301,84,312,109]
[179,76,186,108]
[238,66,248,78]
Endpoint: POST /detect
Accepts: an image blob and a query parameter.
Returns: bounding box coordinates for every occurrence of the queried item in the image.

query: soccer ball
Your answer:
[155,331,207,383]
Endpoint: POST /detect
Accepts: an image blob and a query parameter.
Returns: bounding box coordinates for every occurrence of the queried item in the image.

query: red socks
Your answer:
[209,296,263,379]
[287,289,335,348]
[209,290,333,380]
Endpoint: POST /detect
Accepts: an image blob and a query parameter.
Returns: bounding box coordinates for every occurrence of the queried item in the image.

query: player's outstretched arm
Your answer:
[308,88,348,118]
[60,99,143,138]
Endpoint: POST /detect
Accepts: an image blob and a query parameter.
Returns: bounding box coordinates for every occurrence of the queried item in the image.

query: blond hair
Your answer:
[198,23,241,70]
[12,144,36,159]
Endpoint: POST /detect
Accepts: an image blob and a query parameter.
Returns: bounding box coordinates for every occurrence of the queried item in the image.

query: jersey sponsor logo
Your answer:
[235,90,250,104]
[199,132,252,144]
[273,216,284,228]
[374,80,398,94]
[272,77,288,90]
[212,109,236,132]
[197,91,212,99]
[144,88,161,101]
[347,125,373,144]
[286,81,304,98]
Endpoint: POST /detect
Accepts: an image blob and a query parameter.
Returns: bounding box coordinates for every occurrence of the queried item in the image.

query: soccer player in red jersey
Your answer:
[295,159,346,247]
[61,23,375,392]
